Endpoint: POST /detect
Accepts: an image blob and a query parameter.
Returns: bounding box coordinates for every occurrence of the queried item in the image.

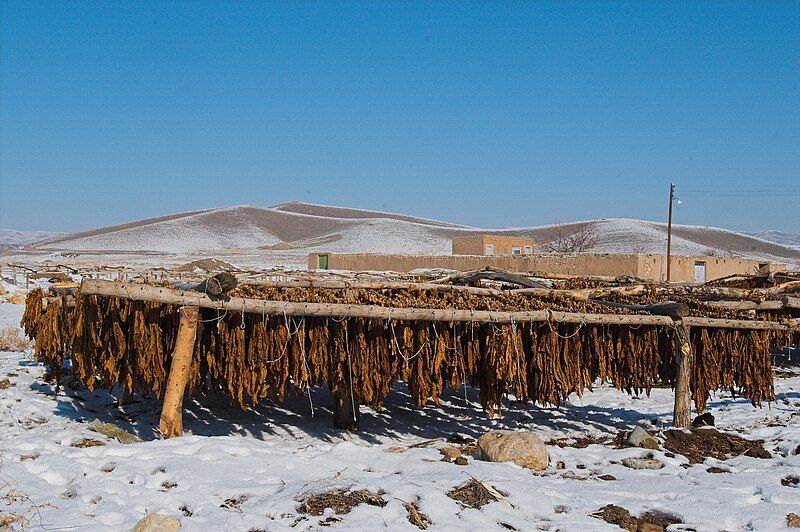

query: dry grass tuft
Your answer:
[0,327,31,352]
[0,511,27,528]
[405,501,430,529]
[297,488,386,516]
[70,438,105,448]
[447,479,498,509]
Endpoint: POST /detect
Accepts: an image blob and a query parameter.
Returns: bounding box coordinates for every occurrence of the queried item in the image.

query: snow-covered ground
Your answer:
[1,299,799,531]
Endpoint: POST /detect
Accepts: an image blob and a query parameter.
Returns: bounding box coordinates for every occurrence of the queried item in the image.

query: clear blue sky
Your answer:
[1,1,798,232]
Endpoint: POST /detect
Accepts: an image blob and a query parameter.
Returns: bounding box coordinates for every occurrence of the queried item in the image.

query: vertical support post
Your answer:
[666,182,675,283]
[672,320,693,428]
[333,391,360,431]
[158,306,199,438]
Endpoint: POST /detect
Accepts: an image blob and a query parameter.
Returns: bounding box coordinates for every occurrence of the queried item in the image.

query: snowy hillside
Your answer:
[16,202,800,267]
[749,230,800,250]
[0,229,61,250]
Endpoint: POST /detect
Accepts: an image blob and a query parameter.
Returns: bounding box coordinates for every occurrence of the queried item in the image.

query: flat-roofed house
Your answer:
[452,235,535,256]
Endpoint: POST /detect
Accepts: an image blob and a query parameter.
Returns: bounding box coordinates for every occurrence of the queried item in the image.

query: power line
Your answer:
[678,193,800,198]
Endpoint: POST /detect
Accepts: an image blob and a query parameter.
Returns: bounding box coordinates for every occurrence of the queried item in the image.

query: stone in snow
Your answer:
[626,426,659,449]
[477,429,549,471]
[621,457,664,470]
[88,419,141,444]
[133,514,181,532]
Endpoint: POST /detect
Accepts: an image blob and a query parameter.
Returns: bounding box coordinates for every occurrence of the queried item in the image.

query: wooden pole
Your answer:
[158,306,199,438]
[79,279,799,331]
[672,320,693,428]
[333,391,360,431]
[666,182,674,282]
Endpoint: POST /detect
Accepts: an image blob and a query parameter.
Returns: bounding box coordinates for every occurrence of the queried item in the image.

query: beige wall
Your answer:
[452,235,535,255]
[636,254,783,282]
[309,252,784,283]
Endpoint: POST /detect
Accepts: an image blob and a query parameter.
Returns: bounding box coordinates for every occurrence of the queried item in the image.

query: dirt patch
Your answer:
[297,488,386,516]
[220,495,249,512]
[782,475,799,487]
[663,428,770,464]
[71,438,106,448]
[548,435,610,448]
[639,510,683,529]
[405,501,430,529]
[591,504,682,531]
[448,479,499,509]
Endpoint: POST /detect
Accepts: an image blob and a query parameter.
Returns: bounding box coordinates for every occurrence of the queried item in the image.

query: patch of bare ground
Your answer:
[547,435,610,448]
[70,438,105,448]
[296,488,386,516]
[591,504,682,531]
[663,428,770,464]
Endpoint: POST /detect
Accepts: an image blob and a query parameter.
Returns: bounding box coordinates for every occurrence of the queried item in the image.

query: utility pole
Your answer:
[666,182,675,282]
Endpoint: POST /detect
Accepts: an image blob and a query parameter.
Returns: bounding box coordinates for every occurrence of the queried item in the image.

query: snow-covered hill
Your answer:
[17,202,800,268]
[748,230,800,250]
[0,228,62,250]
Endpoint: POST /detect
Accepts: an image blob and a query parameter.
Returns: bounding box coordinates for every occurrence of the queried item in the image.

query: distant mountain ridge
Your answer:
[748,230,800,250]
[0,229,63,250]
[11,202,800,268]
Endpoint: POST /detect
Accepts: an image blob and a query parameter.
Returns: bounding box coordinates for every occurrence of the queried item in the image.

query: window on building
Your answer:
[485,244,494,256]
[511,246,521,255]
[523,246,533,254]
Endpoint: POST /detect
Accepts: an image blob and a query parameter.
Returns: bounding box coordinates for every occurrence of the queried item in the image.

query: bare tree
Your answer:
[543,224,598,253]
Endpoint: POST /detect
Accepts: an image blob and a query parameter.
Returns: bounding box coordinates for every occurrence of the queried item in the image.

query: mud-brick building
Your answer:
[308,251,785,283]
[452,235,535,256]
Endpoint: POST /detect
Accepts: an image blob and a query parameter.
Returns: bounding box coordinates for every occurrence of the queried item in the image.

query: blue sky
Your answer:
[1,1,798,232]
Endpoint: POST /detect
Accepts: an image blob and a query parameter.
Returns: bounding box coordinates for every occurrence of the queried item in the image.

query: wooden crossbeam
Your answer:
[79,279,799,331]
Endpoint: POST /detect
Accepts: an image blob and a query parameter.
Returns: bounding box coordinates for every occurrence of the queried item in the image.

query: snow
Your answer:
[37,208,284,254]
[750,231,800,251]
[1,300,799,531]
[0,229,62,250]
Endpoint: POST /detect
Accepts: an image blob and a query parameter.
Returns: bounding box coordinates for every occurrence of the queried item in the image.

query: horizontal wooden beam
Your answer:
[239,278,504,296]
[784,296,800,309]
[705,300,784,311]
[78,279,799,331]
